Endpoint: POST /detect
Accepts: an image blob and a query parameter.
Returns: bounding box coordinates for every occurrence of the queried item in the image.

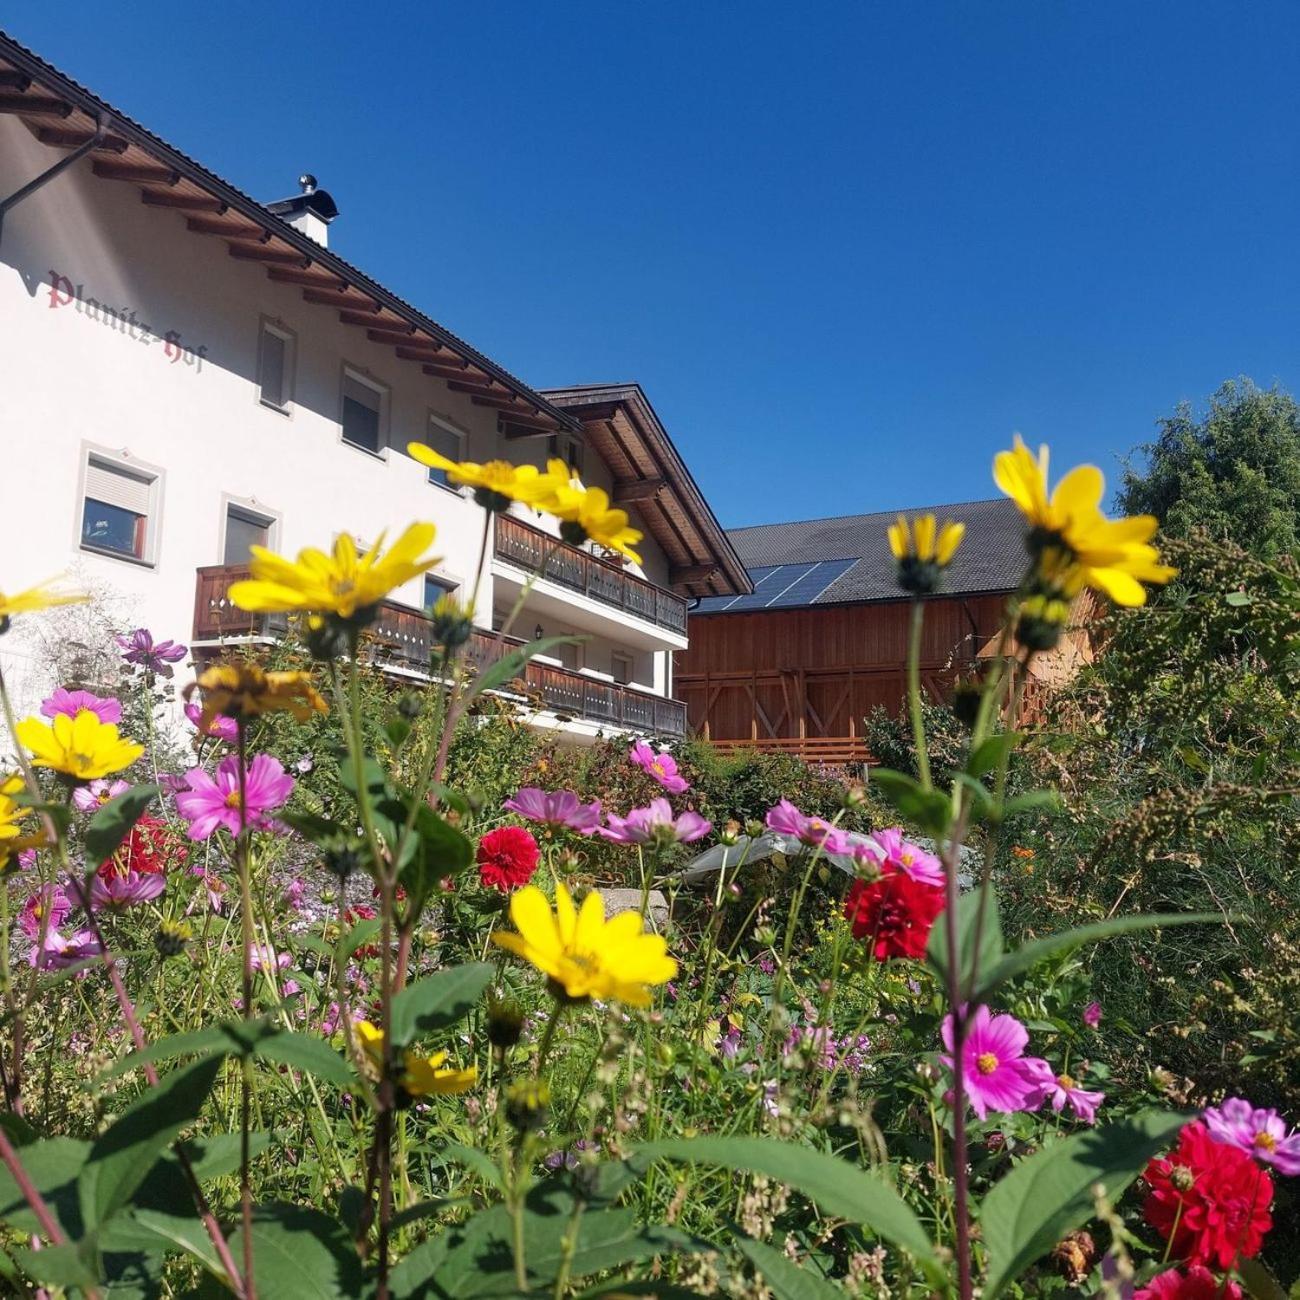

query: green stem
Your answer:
[235,722,258,1300]
[907,598,932,789]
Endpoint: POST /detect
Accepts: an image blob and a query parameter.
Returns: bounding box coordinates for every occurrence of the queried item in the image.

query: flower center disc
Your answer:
[1255,1131,1277,1151]
[976,1052,999,1076]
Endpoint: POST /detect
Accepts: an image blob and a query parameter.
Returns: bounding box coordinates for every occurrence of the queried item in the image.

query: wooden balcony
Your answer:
[493,513,688,637]
[192,566,687,738]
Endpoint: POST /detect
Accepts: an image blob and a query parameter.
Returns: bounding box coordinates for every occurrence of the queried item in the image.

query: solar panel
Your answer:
[767,558,857,608]
[692,558,859,614]
[720,563,817,612]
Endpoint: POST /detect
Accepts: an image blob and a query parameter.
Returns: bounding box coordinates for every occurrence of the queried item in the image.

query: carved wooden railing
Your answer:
[493,513,688,636]
[192,566,686,737]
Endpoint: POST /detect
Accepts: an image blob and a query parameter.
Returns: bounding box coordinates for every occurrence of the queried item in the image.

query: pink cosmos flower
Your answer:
[503,787,603,834]
[184,700,238,742]
[72,778,131,814]
[1022,1057,1105,1123]
[116,628,188,674]
[40,689,122,725]
[940,1006,1043,1120]
[1204,1097,1300,1176]
[629,740,690,794]
[861,827,944,886]
[29,929,103,971]
[189,866,226,913]
[600,797,712,846]
[764,800,850,855]
[19,884,71,940]
[283,877,306,912]
[90,870,166,911]
[175,754,295,841]
[1082,1000,1102,1029]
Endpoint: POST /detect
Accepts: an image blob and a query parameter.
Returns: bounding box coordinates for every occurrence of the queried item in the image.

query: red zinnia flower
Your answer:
[1143,1122,1273,1270]
[843,868,945,960]
[476,826,540,893]
[98,815,185,880]
[1135,1265,1242,1300]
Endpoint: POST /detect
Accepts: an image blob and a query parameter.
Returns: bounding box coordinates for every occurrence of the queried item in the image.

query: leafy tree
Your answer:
[1119,378,1300,560]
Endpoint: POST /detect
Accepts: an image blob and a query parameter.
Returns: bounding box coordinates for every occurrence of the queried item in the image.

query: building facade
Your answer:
[0,33,747,740]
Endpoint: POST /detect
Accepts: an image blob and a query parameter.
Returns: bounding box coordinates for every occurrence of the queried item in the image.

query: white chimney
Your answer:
[266,174,339,248]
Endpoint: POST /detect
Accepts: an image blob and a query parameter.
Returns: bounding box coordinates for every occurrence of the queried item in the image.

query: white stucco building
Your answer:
[0,32,748,742]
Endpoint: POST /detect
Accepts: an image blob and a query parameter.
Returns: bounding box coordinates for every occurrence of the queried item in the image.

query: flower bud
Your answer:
[505,1078,551,1132]
[486,998,525,1050]
[154,918,192,958]
[396,691,423,721]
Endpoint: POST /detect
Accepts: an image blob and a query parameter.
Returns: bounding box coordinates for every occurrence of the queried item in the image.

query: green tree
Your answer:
[1120,378,1300,559]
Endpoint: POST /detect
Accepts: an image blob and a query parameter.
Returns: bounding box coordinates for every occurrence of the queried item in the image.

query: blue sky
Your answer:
[7,3,1299,527]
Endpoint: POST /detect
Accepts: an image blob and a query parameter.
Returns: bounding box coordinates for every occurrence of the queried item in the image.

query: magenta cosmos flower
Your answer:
[600,797,711,846]
[183,700,238,742]
[175,754,294,841]
[90,870,166,911]
[117,628,188,674]
[764,799,850,856]
[1082,1000,1102,1029]
[29,929,103,970]
[40,688,122,725]
[1204,1097,1300,1176]
[1023,1057,1105,1123]
[19,884,71,940]
[503,787,603,834]
[629,740,690,794]
[860,827,944,886]
[941,1006,1043,1120]
[72,778,130,814]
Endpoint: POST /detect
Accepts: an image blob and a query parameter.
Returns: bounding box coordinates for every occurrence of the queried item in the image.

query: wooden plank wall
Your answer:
[675,593,1010,742]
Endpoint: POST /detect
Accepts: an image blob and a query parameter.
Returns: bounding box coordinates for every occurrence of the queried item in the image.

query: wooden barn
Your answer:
[676,498,1034,763]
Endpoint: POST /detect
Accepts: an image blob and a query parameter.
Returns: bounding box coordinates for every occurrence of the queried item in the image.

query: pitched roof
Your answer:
[693,497,1026,613]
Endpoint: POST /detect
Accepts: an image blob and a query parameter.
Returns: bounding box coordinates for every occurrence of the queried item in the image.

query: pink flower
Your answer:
[503,787,603,834]
[90,870,165,910]
[116,628,187,674]
[1204,1097,1300,1176]
[29,929,103,970]
[283,877,306,912]
[251,944,291,972]
[175,754,294,841]
[1023,1058,1105,1123]
[600,797,712,846]
[1082,1000,1102,1029]
[19,884,71,940]
[184,700,238,742]
[40,689,122,725]
[72,778,131,814]
[629,740,690,794]
[860,827,944,886]
[1135,1265,1242,1300]
[940,1006,1043,1120]
[764,800,849,855]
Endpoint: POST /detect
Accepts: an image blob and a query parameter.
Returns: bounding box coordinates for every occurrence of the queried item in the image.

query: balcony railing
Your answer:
[493,513,688,637]
[192,566,687,738]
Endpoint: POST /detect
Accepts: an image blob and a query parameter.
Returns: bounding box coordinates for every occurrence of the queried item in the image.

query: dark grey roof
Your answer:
[694,497,1027,613]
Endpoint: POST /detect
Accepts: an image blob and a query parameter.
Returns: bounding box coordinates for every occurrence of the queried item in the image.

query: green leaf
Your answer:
[967,733,1020,778]
[980,1109,1187,1298]
[974,913,1222,1002]
[174,1130,272,1183]
[431,1141,504,1192]
[470,636,581,699]
[927,889,1003,1000]
[254,1031,352,1085]
[1237,1257,1289,1300]
[1000,789,1063,818]
[0,1137,90,1237]
[99,1025,234,1080]
[84,784,160,868]
[633,1137,940,1282]
[389,963,494,1048]
[13,1241,100,1289]
[226,1202,370,1298]
[400,807,474,906]
[1225,590,1253,607]
[735,1237,842,1300]
[117,1206,225,1281]
[870,768,952,837]
[337,918,383,963]
[78,1053,224,1228]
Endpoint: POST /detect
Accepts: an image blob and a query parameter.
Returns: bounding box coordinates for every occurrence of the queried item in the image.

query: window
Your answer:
[258,321,295,412]
[80,458,157,563]
[558,642,582,673]
[342,371,385,454]
[223,505,274,566]
[424,414,465,488]
[612,651,634,685]
[423,573,456,611]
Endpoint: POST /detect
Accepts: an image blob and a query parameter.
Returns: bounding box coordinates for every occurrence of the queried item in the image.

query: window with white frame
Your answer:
[423,573,456,611]
[611,651,634,685]
[341,370,386,455]
[424,414,465,488]
[223,504,275,566]
[80,456,159,564]
[258,320,295,412]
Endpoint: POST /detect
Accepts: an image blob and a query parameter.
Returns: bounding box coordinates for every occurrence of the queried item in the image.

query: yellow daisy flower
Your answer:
[994,435,1176,607]
[405,444,563,512]
[492,882,677,1007]
[0,774,48,869]
[0,576,86,632]
[351,1019,477,1096]
[542,481,644,566]
[187,663,328,729]
[887,513,965,595]
[15,712,144,781]
[228,523,439,621]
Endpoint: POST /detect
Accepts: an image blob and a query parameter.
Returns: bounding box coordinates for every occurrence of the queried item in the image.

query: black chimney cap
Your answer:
[266,174,339,222]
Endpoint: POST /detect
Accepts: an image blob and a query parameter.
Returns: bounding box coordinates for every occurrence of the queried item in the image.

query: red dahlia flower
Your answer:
[477,826,540,893]
[843,868,945,960]
[98,815,185,880]
[1143,1121,1273,1270]
[1135,1265,1242,1300]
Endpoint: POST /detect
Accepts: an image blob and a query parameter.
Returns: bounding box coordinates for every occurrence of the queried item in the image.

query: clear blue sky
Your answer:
[7,3,1298,527]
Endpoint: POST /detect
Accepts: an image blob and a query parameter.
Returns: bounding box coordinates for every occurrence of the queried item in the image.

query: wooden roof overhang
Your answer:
[541,384,751,600]
[0,35,577,436]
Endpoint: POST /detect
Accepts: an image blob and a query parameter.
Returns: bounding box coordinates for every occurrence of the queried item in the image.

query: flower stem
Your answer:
[907,598,932,789]
[235,721,258,1300]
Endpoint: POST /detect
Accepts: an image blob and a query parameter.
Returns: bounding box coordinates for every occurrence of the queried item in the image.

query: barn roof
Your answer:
[693,497,1027,613]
